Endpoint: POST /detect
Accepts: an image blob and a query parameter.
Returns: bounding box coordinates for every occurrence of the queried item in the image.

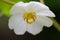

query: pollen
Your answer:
[23,12,36,24]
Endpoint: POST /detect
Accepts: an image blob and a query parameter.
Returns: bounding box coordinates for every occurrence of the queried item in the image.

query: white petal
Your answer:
[8,15,27,35]
[26,18,43,35]
[37,16,53,27]
[8,16,14,30]
[14,2,27,7]
[26,1,55,17]
[37,10,55,17]
[10,2,27,15]
[26,1,49,12]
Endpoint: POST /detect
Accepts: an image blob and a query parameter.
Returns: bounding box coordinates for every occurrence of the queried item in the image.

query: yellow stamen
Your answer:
[23,12,36,24]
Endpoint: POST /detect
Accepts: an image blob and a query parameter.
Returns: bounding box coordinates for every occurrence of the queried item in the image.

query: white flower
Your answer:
[8,1,55,35]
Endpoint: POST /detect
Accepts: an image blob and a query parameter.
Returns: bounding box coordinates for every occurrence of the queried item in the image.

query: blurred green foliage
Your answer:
[11,0,31,2]
[0,1,12,17]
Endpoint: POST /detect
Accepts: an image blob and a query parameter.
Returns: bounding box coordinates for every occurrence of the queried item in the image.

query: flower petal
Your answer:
[8,15,27,35]
[26,18,43,35]
[26,1,55,17]
[10,2,27,15]
[37,16,53,27]
[37,10,55,17]
[26,1,49,12]
[8,16,14,30]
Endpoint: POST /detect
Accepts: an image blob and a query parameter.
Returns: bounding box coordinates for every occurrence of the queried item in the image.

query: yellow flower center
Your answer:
[23,12,36,24]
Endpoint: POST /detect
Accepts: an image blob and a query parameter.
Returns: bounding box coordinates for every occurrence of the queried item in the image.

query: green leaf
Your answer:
[0,1,12,17]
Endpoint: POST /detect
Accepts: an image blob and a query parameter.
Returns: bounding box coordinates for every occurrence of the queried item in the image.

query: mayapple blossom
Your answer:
[8,1,55,35]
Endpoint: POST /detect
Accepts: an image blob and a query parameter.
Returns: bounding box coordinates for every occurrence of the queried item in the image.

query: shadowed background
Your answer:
[0,0,60,40]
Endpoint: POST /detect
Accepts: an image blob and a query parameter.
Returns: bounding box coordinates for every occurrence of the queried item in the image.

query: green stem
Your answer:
[2,0,15,5]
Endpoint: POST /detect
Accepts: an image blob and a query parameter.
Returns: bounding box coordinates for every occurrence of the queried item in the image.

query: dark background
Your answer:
[0,0,60,40]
